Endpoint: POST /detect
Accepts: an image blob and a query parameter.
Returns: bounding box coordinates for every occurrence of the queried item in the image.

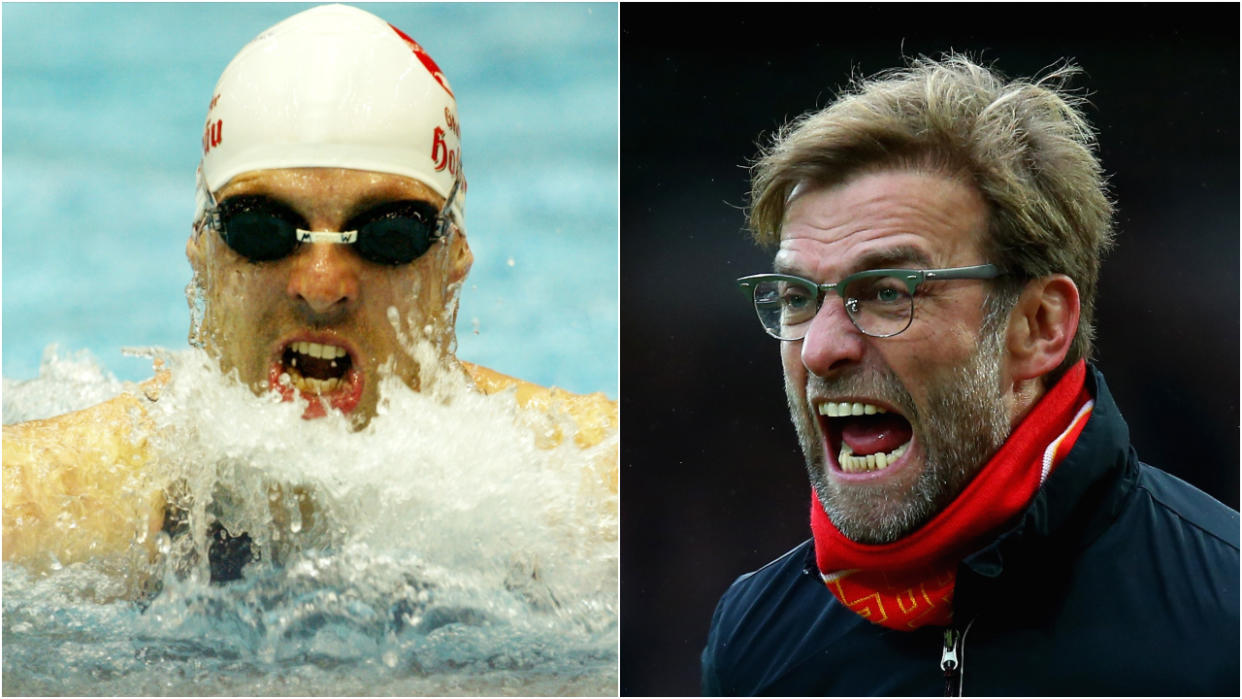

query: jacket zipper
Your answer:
[941,627,961,696]
[940,617,976,696]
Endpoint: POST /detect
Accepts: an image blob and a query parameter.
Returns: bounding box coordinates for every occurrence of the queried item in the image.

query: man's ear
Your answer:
[1005,274,1080,382]
[449,230,473,284]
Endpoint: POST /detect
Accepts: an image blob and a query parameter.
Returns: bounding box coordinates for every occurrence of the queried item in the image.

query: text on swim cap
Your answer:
[444,108,461,138]
[432,127,462,180]
[203,93,223,155]
[203,119,223,155]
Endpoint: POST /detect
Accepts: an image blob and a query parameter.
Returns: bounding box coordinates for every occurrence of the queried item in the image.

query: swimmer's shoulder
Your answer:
[461,361,618,498]
[3,372,161,454]
[460,361,618,446]
[3,371,167,568]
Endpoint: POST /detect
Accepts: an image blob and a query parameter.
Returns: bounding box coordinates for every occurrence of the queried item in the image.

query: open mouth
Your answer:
[269,339,364,417]
[818,401,914,474]
[283,341,352,393]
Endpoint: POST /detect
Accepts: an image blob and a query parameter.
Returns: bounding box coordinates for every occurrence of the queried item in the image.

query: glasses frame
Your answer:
[737,263,1002,340]
[197,172,462,264]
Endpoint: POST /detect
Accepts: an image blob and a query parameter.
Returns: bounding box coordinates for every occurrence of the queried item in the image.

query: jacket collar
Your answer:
[955,364,1138,618]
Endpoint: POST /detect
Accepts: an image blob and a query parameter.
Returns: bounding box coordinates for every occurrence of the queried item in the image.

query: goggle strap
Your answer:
[194,165,221,234]
[296,229,358,244]
[436,178,461,239]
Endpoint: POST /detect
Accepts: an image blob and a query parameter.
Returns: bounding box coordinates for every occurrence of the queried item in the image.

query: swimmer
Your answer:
[3,4,617,579]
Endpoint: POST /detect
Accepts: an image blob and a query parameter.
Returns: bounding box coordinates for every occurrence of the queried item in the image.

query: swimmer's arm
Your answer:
[461,361,618,495]
[2,381,165,571]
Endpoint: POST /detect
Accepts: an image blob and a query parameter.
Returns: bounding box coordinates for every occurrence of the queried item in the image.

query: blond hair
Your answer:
[749,54,1115,376]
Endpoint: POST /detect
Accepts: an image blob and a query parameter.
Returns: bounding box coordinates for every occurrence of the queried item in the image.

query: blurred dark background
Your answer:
[619,4,1239,695]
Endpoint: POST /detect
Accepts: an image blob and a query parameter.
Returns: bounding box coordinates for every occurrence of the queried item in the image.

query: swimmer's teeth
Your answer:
[289,375,343,395]
[838,441,908,473]
[292,341,347,360]
[283,341,350,395]
[818,401,887,417]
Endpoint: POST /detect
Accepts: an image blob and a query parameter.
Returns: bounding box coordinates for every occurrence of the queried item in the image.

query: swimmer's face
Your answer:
[187,167,473,424]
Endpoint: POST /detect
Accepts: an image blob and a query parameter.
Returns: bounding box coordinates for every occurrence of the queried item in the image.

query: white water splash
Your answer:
[2,347,618,695]
[2,346,126,424]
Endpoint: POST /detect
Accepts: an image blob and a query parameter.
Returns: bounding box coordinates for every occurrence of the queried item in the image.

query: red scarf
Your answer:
[811,361,1093,630]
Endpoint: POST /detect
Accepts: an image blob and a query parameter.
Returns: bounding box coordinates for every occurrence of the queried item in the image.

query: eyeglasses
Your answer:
[737,264,1002,340]
[205,179,460,265]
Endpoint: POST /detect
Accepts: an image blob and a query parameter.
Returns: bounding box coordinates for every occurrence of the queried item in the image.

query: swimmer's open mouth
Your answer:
[269,338,365,417]
[817,400,914,474]
[283,341,352,394]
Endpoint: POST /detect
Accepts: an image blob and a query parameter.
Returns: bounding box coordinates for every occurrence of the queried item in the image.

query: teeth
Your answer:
[287,374,342,395]
[290,341,348,360]
[282,341,349,397]
[282,363,343,395]
[837,441,909,473]
[818,401,888,417]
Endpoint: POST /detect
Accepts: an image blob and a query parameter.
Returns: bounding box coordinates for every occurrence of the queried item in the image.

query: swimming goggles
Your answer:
[202,177,459,266]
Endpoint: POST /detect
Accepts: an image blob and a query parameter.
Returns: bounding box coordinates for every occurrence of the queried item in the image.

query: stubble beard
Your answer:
[786,322,1012,545]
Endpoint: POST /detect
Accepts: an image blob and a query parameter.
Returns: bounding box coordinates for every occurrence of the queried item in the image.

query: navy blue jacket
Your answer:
[702,367,1239,695]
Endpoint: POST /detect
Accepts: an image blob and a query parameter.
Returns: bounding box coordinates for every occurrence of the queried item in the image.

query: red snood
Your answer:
[811,360,1092,630]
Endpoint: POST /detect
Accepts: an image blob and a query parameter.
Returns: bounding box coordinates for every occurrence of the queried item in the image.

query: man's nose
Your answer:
[799,296,867,377]
[286,242,360,316]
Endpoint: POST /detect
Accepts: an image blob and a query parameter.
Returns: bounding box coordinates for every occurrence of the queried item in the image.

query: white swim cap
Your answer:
[199,4,465,228]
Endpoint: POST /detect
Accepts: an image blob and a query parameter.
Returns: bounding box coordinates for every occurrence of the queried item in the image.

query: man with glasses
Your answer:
[4,5,616,579]
[702,55,1238,695]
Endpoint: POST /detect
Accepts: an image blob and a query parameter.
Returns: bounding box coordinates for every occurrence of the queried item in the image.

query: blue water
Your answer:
[2,2,619,399]
[3,349,620,694]
[2,4,619,695]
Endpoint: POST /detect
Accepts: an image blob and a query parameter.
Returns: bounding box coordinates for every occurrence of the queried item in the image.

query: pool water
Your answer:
[3,349,619,695]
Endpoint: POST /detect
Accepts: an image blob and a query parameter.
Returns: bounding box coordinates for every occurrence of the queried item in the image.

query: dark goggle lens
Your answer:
[217,197,301,261]
[351,201,440,265]
[216,198,442,265]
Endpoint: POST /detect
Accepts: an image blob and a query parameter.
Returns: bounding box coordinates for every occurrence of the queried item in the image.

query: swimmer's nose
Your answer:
[286,242,360,317]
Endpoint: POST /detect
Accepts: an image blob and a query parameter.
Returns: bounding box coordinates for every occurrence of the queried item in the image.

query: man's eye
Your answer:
[875,287,902,303]
[782,288,814,309]
[848,277,908,306]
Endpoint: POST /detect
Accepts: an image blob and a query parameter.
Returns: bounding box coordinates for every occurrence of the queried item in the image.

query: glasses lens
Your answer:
[217,196,301,262]
[842,274,913,337]
[753,278,818,340]
[352,201,440,265]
